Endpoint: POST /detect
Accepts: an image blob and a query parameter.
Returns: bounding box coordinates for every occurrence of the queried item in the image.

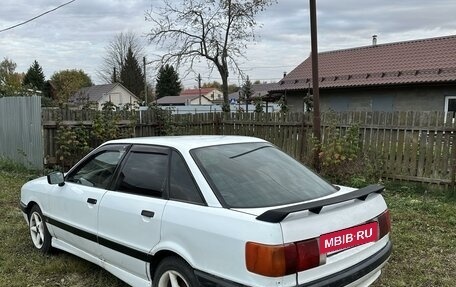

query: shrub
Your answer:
[314,118,384,187]
[55,125,91,168]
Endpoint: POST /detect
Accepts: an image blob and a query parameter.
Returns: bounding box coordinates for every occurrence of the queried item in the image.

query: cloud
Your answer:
[1,0,456,86]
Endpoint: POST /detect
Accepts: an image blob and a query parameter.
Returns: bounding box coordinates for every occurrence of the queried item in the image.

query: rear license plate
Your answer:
[319,222,378,254]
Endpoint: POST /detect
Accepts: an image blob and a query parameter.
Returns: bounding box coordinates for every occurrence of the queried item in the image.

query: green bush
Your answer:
[314,119,384,187]
[55,125,91,168]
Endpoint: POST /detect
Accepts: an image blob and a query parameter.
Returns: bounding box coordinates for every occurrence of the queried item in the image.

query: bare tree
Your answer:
[146,0,275,111]
[98,32,145,83]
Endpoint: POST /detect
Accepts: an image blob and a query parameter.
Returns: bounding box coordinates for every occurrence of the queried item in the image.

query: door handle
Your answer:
[87,198,97,204]
[141,210,155,218]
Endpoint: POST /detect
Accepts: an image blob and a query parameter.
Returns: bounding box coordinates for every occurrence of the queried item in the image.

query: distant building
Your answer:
[229,83,279,102]
[181,88,223,103]
[270,35,456,116]
[156,94,213,106]
[70,83,139,110]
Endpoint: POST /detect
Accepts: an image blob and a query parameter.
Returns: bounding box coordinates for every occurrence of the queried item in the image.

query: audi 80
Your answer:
[20,136,391,287]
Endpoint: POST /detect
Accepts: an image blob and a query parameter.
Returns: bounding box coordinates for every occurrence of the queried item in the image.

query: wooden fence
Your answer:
[41,108,456,185]
[42,108,161,164]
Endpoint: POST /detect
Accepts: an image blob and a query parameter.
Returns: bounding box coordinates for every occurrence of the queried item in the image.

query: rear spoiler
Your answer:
[256,184,385,223]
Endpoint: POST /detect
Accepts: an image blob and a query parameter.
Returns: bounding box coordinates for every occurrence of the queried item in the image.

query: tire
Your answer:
[28,205,52,254]
[153,256,199,287]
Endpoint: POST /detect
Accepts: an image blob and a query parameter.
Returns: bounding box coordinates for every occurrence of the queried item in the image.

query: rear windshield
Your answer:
[191,143,336,208]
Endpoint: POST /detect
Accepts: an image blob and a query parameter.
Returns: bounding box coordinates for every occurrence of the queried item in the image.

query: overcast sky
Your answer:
[1,0,456,88]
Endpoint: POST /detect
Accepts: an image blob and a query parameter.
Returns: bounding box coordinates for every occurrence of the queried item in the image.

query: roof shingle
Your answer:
[272,35,456,91]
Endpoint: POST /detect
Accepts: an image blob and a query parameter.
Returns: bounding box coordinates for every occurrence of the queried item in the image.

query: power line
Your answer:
[181,77,282,85]
[0,0,77,33]
[184,64,296,70]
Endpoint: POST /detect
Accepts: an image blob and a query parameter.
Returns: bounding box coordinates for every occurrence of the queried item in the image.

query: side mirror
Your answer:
[47,172,65,186]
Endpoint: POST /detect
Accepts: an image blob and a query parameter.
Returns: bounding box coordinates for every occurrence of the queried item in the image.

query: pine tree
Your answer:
[23,60,45,92]
[241,76,253,112]
[120,47,144,99]
[155,65,182,98]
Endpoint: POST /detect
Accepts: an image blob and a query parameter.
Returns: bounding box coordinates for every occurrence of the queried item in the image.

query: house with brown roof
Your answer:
[181,88,223,103]
[271,35,456,116]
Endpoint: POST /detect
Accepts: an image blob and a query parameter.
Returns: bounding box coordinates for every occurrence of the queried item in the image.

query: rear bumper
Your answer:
[299,240,392,287]
[195,270,248,287]
[195,240,391,287]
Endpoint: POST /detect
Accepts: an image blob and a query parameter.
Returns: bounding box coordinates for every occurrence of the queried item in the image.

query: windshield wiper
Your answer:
[229,145,271,159]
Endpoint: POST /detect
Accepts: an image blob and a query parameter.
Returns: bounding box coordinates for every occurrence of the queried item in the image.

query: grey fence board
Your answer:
[0,96,43,169]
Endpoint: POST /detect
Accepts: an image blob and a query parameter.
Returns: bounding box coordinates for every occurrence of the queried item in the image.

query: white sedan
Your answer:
[20,136,391,287]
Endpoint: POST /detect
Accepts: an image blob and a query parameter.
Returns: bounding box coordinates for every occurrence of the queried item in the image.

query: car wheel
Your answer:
[153,256,199,287]
[28,205,52,253]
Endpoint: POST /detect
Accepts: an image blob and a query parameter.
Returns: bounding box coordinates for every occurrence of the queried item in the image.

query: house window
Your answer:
[444,96,456,121]
[329,97,349,112]
[372,96,393,112]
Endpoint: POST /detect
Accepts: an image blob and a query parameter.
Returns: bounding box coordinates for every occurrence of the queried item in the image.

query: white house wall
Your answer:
[189,97,213,105]
[204,90,223,101]
[99,86,138,109]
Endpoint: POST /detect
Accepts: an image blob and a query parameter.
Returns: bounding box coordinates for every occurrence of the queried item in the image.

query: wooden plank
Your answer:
[395,127,405,175]
[423,131,435,178]
[433,131,444,179]
[441,131,451,180]
[387,112,398,174]
[388,174,451,185]
[416,131,427,177]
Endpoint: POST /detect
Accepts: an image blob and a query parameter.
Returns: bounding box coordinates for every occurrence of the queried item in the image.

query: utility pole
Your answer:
[143,56,148,105]
[197,74,202,105]
[310,0,321,172]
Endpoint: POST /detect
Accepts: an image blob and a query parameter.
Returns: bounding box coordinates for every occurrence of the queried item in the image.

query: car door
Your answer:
[97,145,169,281]
[47,144,128,258]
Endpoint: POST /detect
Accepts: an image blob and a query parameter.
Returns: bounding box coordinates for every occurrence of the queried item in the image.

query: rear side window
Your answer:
[169,151,204,204]
[117,151,168,197]
[191,143,336,208]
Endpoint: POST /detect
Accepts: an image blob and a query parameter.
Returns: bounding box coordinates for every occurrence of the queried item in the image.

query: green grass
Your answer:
[0,169,128,287]
[1,166,455,286]
[372,182,456,286]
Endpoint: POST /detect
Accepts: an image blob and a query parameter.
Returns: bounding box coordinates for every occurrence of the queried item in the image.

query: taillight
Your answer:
[296,239,321,271]
[246,239,322,277]
[245,242,296,277]
[378,209,391,239]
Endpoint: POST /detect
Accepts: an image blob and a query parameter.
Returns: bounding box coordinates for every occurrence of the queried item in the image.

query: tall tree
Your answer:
[50,69,93,103]
[98,32,144,83]
[0,58,23,96]
[23,60,45,91]
[120,47,145,99]
[146,0,275,111]
[155,64,182,99]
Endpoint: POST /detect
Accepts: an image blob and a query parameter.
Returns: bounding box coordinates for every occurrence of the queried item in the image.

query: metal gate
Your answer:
[0,96,43,169]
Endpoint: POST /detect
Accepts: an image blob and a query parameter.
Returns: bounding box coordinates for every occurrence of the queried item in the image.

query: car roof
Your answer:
[104,136,268,152]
